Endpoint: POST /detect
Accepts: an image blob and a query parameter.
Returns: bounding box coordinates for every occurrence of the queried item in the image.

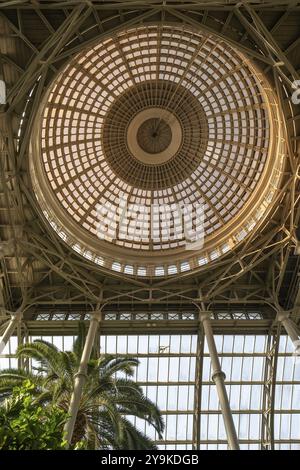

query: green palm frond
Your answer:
[59,351,77,379]
[72,322,87,358]
[115,399,164,437]
[31,390,53,405]
[116,417,158,450]
[0,326,164,450]
[0,369,42,394]
[98,356,139,378]
[110,377,144,393]
[17,341,66,378]
[0,368,37,380]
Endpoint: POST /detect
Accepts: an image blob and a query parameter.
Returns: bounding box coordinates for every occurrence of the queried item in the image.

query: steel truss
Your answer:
[261,324,281,450]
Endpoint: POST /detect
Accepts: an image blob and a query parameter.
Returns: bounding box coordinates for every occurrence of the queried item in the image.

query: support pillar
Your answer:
[261,325,280,450]
[17,321,24,369]
[0,310,23,354]
[192,324,204,450]
[200,311,240,450]
[277,311,300,354]
[64,310,102,446]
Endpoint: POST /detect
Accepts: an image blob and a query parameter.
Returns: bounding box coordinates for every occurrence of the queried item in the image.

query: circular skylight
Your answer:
[30,24,285,278]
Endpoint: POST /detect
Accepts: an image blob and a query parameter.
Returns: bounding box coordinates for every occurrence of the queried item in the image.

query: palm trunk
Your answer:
[70,411,86,446]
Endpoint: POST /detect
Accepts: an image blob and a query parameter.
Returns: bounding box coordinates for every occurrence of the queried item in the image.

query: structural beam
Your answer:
[261,325,281,450]
[166,8,273,66]
[0,310,23,354]
[277,311,300,354]
[63,309,102,447]
[199,311,240,450]
[23,318,275,336]
[1,1,298,11]
[192,324,204,450]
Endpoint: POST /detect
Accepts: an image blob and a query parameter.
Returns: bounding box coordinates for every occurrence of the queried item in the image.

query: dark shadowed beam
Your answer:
[6,4,92,111]
[242,3,300,82]
[0,1,300,11]
[165,8,274,66]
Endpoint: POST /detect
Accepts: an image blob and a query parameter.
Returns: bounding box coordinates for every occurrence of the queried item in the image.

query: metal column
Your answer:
[277,311,300,354]
[64,310,102,446]
[192,325,204,450]
[0,310,23,354]
[261,325,281,450]
[200,311,240,450]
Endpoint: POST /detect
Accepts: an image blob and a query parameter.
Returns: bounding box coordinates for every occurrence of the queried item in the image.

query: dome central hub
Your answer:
[102,80,208,190]
[127,107,182,165]
[137,117,172,155]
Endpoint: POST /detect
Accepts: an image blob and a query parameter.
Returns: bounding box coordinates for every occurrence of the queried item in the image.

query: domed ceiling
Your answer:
[30,24,285,278]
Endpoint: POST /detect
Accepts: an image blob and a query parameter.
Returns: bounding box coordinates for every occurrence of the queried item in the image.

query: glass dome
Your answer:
[29,24,285,278]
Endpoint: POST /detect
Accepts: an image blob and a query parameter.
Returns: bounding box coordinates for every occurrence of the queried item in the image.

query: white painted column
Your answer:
[0,310,23,354]
[277,310,300,355]
[200,311,240,450]
[64,310,102,446]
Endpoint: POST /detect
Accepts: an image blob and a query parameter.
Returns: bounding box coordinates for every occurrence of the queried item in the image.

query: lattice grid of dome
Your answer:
[30,24,285,278]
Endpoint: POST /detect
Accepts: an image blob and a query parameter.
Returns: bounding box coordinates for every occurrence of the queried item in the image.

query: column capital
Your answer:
[293,340,300,356]
[11,310,23,322]
[91,310,102,322]
[276,310,290,322]
[198,310,212,322]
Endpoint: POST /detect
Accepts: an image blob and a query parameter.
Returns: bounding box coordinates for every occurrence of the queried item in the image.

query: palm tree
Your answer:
[0,324,164,449]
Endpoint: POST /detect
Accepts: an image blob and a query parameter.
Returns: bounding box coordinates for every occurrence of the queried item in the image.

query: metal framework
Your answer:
[29,22,283,278]
[261,324,281,450]
[1,0,300,450]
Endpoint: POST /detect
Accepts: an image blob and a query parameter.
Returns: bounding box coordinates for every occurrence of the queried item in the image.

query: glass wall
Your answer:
[1,332,300,449]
